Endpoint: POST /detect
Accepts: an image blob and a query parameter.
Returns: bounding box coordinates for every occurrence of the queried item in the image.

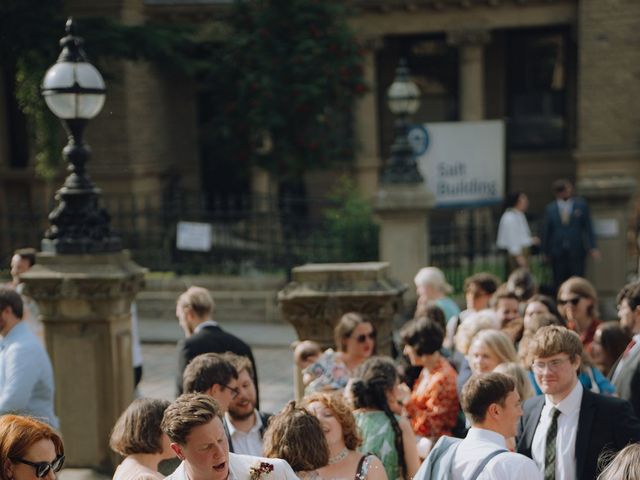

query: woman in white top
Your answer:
[110,398,175,480]
[496,192,538,271]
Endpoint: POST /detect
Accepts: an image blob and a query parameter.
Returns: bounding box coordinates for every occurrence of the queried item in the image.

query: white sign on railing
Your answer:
[410,120,505,208]
[176,221,212,252]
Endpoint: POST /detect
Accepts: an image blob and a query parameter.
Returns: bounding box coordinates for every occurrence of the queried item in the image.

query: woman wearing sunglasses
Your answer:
[304,312,376,394]
[0,414,64,480]
[557,276,601,353]
[110,398,175,480]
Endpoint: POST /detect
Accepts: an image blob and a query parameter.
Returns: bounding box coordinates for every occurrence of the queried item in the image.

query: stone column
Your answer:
[447,29,490,122]
[374,184,435,305]
[447,29,495,264]
[354,36,383,199]
[578,176,637,318]
[21,251,145,472]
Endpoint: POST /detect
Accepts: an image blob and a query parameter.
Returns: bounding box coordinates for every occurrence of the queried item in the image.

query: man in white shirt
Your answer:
[517,326,640,480]
[611,281,640,416]
[162,393,298,480]
[416,372,541,480]
[224,353,272,456]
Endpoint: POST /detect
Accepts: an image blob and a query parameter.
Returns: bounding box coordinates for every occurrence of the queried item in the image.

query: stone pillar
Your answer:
[578,176,637,318]
[374,185,434,305]
[447,29,495,263]
[21,251,145,472]
[354,36,383,199]
[278,262,406,398]
[447,29,490,121]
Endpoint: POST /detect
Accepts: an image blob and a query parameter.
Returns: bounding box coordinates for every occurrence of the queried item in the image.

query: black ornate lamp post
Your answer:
[41,18,121,254]
[380,59,423,184]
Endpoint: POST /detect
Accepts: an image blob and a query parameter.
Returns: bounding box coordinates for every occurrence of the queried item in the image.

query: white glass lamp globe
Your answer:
[42,61,106,120]
[387,76,420,115]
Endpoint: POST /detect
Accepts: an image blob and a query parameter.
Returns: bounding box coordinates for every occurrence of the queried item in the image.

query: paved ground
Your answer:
[59,321,298,479]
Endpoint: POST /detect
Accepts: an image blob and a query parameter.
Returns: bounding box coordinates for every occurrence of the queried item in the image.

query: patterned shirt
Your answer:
[405,357,459,439]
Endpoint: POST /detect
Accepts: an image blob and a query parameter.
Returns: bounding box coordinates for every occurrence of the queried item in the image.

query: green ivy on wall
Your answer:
[2,0,366,181]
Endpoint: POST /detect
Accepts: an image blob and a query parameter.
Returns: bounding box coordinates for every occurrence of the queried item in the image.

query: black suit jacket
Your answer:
[176,324,259,406]
[517,389,640,480]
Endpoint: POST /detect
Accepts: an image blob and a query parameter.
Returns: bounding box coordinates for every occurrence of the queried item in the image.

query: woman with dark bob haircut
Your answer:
[263,401,329,476]
[302,392,387,480]
[401,317,459,443]
[0,414,64,480]
[109,398,175,480]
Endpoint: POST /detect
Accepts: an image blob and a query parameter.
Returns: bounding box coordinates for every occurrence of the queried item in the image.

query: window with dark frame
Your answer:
[507,27,573,150]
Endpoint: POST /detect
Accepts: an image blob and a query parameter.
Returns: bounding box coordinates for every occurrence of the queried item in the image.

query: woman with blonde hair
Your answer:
[302,392,387,480]
[304,312,376,394]
[557,276,600,352]
[598,443,640,480]
[468,329,518,376]
[493,362,534,402]
[0,414,64,480]
[110,398,175,480]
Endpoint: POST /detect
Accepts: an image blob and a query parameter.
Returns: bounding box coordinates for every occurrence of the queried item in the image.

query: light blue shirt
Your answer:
[0,321,58,428]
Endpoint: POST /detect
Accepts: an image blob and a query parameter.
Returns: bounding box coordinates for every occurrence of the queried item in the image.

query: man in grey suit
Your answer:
[611,281,640,416]
[541,179,599,291]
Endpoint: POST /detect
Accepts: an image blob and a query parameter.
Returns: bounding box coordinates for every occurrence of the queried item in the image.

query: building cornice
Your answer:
[350,0,574,13]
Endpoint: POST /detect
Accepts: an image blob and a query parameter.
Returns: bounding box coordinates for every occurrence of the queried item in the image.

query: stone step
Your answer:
[137,273,287,325]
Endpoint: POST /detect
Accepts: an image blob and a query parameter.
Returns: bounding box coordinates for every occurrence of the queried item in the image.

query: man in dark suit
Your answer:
[175,286,258,405]
[541,179,599,292]
[517,326,640,480]
[610,281,640,416]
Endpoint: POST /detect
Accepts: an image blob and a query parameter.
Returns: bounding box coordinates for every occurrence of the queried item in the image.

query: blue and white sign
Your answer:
[414,120,505,208]
[408,125,430,156]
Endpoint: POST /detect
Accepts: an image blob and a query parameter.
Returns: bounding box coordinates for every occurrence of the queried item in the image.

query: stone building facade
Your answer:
[1,0,638,265]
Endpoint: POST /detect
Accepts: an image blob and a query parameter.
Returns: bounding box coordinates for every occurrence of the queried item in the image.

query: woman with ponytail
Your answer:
[350,357,420,480]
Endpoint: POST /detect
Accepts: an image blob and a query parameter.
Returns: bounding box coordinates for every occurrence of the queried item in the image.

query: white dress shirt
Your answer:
[532,381,583,480]
[165,453,299,480]
[453,428,542,480]
[496,209,534,256]
[193,319,219,334]
[611,333,640,382]
[226,410,265,457]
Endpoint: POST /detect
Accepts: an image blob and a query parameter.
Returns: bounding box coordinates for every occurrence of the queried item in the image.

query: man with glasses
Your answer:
[183,352,240,452]
[517,326,640,480]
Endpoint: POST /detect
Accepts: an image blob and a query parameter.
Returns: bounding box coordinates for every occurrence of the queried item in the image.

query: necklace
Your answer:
[328,447,349,465]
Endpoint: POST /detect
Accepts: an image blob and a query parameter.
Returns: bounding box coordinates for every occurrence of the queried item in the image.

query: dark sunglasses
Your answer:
[558,296,582,306]
[355,332,376,343]
[222,384,240,398]
[11,454,64,478]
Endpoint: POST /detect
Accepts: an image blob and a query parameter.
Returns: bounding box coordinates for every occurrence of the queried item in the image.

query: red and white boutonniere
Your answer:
[249,461,275,480]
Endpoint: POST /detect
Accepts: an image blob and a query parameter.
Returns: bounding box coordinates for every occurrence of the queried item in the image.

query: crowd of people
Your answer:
[2,179,640,479]
[3,266,640,480]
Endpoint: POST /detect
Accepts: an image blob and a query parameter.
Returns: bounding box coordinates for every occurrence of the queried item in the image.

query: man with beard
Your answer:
[224,353,272,456]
